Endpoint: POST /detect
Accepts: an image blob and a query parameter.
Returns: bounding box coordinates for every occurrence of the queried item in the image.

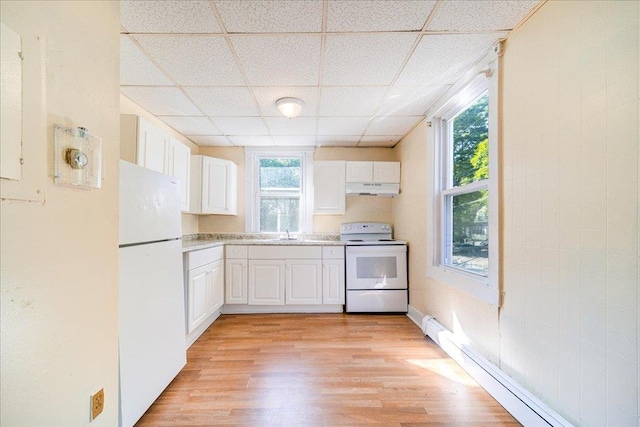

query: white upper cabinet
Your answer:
[189,155,238,215]
[313,161,345,215]
[168,137,191,211]
[373,161,400,184]
[137,117,169,174]
[345,161,373,183]
[121,115,192,211]
[346,161,400,184]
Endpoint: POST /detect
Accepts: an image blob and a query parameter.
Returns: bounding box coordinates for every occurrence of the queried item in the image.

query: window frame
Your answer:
[244,147,314,234]
[426,50,500,306]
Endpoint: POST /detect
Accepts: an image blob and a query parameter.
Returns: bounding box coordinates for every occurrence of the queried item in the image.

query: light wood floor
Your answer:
[136,314,519,426]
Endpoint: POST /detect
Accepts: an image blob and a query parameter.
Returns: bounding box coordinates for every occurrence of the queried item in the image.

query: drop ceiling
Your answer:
[120,0,541,148]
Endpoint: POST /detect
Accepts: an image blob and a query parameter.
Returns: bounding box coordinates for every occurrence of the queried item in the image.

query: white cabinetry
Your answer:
[346,161,400,184]
[285,260,322,304]
[225,245,248,304]
[313,161,345,214]
[190,155,238,215]
[184,246,224,347]
[121,115,191,211]
[168,138,191,211]
[248,260,286,305]
[225,244,345,313]
[322,246,345,304]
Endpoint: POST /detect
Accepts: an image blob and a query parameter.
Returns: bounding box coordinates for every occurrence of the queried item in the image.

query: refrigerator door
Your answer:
[119,239,186,427]
[119,160,181,246]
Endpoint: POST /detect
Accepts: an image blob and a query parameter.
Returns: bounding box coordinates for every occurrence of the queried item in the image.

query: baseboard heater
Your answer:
[419,314,574,427]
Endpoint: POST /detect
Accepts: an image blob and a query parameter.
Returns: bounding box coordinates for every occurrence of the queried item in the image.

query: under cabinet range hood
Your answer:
[345,182,400,197]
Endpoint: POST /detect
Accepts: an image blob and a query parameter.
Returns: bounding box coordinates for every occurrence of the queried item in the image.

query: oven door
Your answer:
[345,245,407,290]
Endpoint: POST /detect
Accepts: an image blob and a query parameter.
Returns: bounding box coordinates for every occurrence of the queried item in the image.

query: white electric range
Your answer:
[340,222,408,313]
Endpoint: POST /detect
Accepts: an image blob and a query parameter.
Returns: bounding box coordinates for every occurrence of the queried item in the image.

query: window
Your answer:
[245,148,313,234]
[426,54,499,306]
[443,93,489,276]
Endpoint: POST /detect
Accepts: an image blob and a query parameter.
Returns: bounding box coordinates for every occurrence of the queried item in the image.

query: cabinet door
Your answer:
[285,260,322,305]
[248,260,285,305]
[202,157,237,215]
[187,263,212,333]
[225,258,247,304]
[346,161,373,183]
[323,260,345,304]
[373,162,400,184]
[314,161,345,214]
[168,138,191,212]
[137,117,169,174]
[208,260,224,313]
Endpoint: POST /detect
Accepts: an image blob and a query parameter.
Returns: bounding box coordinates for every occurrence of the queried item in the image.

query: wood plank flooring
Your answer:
[136,314,519,426]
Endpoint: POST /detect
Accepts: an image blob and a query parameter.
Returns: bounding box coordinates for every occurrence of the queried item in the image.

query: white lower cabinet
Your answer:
[322,246,345,305]
[225,245,248,304]
[248,260,285,305]
[235,245,343,310]
[184,246,224,347]
[285,260,322,305]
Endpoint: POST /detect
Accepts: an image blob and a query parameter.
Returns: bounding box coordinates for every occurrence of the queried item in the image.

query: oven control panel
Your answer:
[341,222,392,234]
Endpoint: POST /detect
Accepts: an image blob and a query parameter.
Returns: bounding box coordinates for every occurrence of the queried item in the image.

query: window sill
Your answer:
[427,264,499,306]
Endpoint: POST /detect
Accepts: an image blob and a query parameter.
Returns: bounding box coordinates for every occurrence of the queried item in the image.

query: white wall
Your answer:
[0,2,120,426]
[394,1,639,425]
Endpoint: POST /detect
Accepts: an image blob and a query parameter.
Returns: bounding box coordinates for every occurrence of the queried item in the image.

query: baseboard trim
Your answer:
[422,316,573,427]
[222,304,344,314]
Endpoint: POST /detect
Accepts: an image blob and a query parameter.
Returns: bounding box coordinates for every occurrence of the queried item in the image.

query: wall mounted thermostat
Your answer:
[54,125,102,189]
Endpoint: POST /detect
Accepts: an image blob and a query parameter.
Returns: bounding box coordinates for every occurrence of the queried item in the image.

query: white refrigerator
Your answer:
[118,160,186,427]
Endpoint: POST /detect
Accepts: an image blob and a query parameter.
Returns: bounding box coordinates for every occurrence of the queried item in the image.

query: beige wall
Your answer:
[120,94,200,235]
[0,2,120,426]
[197,146,395,234]
[395,1,639,425]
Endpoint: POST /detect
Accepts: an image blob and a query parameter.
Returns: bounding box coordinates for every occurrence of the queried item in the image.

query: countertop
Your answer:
[182,233,344,253]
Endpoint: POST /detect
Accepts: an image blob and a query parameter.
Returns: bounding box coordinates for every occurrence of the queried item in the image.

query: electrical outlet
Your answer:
[90,388,104,421]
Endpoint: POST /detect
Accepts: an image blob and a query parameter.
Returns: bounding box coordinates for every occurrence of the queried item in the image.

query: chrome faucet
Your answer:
[286,229,290,239]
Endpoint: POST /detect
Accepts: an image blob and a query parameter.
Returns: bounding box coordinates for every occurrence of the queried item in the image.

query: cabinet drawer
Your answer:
[186,246,223,270]
[322,246,345,259]
[248,245,321,260]
[226,245,248,259]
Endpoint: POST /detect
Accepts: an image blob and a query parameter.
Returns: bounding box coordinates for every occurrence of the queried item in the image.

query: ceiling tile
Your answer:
[428,1,540,32]
[359,136,403,147]
[121,0,221,33]
[231,35,321,86]
[215,1,322,33]
[265,117,316,135]
[272,136,317,146]
[365,116,423,136]
[212,117,269,135]
[253,87,318,117]
[322,33,418,85]
[326,0,436,32]
[158,116,221,136]
[396,33,503,86]
[188,135,233,147]
[121,36,172,86]
[318,117,370,136]
[378,85,449,116]
[121,87,201,115]
[184,87,260,116]
[227,136,274,146]
[319,86,387,116]
[135,35,244,86]
[317,136,360,147]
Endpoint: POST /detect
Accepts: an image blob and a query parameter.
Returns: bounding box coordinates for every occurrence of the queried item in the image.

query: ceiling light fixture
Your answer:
[275,97,304,118]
